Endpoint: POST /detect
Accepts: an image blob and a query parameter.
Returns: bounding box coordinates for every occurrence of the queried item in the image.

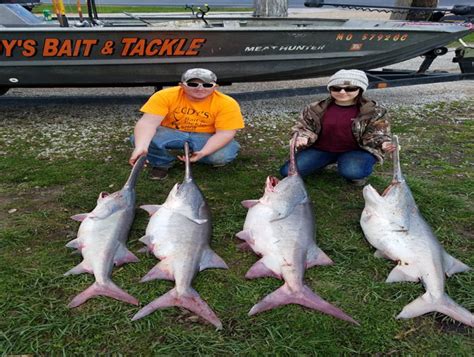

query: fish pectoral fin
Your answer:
[236,229,252,242]
[386,264,420,283]
[65,238,82,250]
[374,250,390,260]
[114,244,140,266]
[444,253,470,277]
[200,249,228,271]
[70,213,89,222]
[306,245,334,268]
[187,217,208,225]
[245,259,280,280]
[139,235,153,247]
[241,200,259,209]
[237,242,253,252]
[140,261,174,282]
[140,205,162,216]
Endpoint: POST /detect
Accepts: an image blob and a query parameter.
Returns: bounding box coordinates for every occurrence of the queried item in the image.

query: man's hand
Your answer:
[129,147,148,166]
[291,136,309,149]
[382,141,397,153]
[177,151,205,163]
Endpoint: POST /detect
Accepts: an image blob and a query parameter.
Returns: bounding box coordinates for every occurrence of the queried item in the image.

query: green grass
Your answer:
[464,33,474,43]
[0,99,473,354]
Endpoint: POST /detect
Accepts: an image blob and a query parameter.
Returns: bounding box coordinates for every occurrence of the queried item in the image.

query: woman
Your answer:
[280,69,396,185]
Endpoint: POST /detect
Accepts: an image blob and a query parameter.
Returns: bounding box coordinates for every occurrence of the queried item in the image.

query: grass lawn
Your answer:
[0,95,472,354]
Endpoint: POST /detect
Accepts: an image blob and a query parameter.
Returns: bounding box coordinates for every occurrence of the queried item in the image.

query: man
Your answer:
[129,68,245,180]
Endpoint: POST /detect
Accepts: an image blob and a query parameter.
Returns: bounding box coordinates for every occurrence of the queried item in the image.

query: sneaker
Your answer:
[350,178,368,186]
[212,163,226,168]
[149,167,169,180]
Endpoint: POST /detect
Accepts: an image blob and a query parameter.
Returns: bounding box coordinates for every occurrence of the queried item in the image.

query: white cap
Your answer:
[181,68,217,83]
[327,69,369,92]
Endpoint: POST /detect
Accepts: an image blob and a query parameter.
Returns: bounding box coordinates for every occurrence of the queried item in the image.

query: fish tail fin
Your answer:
[397,292,474,327]
[68,281,139,308]
[248,283,359,325]
[132,287,222,329]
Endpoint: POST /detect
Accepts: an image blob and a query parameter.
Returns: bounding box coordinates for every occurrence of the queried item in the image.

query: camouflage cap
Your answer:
[181,68,217,83]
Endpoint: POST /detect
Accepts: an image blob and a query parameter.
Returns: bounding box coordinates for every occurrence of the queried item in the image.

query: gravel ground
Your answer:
[2,7,472,114]
[2,52,473,116]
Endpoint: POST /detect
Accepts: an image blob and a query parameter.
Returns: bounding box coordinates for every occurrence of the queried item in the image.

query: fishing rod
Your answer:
[76,0,84,23]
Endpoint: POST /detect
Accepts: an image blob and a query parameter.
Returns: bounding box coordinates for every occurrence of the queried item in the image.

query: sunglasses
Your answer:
[329,86,360,92]
[184,82,216,88]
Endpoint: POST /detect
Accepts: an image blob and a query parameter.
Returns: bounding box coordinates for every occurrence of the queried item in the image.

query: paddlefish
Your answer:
[236,133,359,325]
[65,155,146,307]
[132,142,228,329]
[361,135,473,327]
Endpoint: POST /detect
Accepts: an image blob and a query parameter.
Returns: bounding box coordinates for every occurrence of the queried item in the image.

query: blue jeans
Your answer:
[279,148,377,180]
[131,127,240,168]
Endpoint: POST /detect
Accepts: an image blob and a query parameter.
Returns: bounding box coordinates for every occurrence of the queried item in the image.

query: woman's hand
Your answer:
[291,136,309,149]
[382,141,397,153]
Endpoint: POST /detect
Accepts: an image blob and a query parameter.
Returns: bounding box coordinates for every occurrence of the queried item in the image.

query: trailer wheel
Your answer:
[0,87,9,96]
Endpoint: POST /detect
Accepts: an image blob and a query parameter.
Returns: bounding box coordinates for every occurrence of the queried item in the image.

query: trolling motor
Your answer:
[185,3,211,26]
[304,0,474,23]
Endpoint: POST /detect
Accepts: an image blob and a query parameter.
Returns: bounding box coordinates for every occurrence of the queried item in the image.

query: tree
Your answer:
[391,0,439,21]
[254,0,288,18]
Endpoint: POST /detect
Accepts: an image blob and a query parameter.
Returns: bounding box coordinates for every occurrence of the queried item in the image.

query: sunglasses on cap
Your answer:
[184,82,216,88]
[329,86,360,92]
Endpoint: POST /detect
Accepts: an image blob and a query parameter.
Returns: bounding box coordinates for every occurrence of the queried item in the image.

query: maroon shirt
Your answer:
[313,103,360,152]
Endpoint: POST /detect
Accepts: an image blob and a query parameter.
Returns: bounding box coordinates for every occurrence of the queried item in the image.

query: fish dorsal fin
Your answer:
[140,205,162,216]
[71,213,89,222]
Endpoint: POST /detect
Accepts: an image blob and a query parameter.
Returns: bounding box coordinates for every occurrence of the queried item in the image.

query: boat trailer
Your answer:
[230,45,474,102]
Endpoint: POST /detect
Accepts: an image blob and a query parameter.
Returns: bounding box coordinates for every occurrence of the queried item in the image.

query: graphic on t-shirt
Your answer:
[170,106,212,131]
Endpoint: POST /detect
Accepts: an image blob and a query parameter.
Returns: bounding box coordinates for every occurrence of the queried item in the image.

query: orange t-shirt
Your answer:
[140,86,244,133]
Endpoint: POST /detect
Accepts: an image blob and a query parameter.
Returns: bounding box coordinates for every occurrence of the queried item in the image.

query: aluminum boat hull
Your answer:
[0,15,471,89]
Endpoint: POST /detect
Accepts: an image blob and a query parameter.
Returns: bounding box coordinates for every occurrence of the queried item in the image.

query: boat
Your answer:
[0,1,472,95]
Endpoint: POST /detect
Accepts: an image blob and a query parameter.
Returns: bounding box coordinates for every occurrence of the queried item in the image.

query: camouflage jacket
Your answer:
[291,97,392,162]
